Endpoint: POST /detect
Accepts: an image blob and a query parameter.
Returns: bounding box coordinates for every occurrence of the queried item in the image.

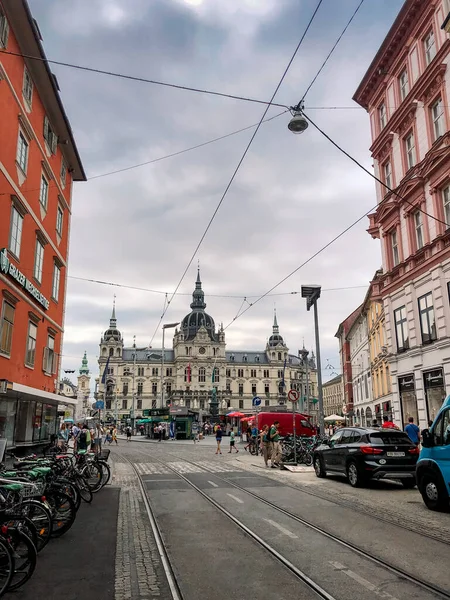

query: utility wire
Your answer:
[2,49,288,109]
[148,0,325,347]
[303,111,450,229]
[299,0,365,103]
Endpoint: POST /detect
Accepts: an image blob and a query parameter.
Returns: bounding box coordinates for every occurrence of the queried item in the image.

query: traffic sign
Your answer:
[288,389,300,402]
[94,401,104,409]
[252,396,262,406]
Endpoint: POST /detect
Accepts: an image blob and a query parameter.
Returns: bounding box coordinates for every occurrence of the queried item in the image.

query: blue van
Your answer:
[416,395,450,511]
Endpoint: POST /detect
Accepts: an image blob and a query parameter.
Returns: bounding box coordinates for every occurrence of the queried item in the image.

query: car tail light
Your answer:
[408,447,420,455]
[360,445,383,455]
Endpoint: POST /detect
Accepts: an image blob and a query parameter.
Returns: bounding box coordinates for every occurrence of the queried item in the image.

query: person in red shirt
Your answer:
[382,415,399,429]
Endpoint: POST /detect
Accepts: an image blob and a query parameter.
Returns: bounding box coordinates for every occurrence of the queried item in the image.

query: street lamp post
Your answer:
[161,323,179,409]
[301,285,325,436]
[132,336,136,433]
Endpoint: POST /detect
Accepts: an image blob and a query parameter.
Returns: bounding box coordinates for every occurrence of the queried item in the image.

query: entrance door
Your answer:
[424,369,446,424]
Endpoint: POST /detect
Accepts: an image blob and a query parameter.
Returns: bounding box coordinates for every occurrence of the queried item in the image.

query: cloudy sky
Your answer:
[28,0,404,389]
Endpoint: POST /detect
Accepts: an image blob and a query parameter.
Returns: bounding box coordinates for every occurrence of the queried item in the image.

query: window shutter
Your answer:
[51,132,57,154]
[42,346,49,372]
[52,352,58,375]
[43,116,49,141]
[0,14,9,48]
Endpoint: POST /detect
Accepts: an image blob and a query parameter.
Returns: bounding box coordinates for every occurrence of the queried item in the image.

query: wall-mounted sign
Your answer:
[0,248,50,310]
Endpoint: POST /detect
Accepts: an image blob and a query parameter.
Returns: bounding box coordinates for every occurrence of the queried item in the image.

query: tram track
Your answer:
[125,445,450,600]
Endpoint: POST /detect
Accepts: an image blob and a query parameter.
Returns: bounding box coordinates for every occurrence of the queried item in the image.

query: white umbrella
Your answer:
[324,414,346,422]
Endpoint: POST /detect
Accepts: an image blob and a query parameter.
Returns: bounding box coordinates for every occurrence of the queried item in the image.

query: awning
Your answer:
[4,381,77,407]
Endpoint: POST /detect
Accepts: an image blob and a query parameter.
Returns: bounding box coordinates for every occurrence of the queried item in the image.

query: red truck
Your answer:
[256,412,315,437]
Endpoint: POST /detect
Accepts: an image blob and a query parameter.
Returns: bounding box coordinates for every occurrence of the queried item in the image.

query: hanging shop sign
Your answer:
[0,248,49,310]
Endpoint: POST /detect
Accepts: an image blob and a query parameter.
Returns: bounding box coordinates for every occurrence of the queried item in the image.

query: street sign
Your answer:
[288,389,300,402]
[252,396,262,406]
[94,401,104,409]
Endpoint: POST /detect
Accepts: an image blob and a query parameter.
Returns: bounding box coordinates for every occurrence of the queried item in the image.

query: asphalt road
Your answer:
[112,441,450,600]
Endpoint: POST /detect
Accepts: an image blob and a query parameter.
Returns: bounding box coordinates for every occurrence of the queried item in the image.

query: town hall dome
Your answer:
[181,270,218,342]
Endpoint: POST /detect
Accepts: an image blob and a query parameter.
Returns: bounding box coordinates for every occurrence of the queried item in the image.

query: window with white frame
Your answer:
[414,210,424,249]
[431,98,445,140]
[16,131,29,173]
[418,292,437,344]
[424,30,436,66]
[22,68,33,106]
[399,69,409,101]
[379,103,387,130]
[383,160,392,190]
[43,335,56,374]
[39,175,49,210]
[33,238,44,282]
[56,205,63,236]
[405,132,416,169]
[25,321,37,367]
[394,306,409,352]
[443,186,450,228]
[391,230,399,266]
[52,264,60,301]
[9,205,23,258]
[0,6,9,48]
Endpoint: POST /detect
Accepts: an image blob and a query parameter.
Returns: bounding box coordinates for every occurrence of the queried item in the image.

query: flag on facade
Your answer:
[187,363,191,383]
[212,367,216,383]
[101,356,110,384]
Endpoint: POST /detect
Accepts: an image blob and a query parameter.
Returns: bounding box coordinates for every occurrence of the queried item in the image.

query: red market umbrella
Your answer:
[227,411,246,418]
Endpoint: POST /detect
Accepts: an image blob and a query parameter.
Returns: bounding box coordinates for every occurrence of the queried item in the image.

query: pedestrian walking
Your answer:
[57,423,69,449]
[269,421,281,468]
[112,426,118,445]
[126,426,132,442]
[260,425,270,467]
[158,423,163,442]
[77,424,91,452]
[405,416,421,446]
[228,430,239,453]
[215,425,223,454]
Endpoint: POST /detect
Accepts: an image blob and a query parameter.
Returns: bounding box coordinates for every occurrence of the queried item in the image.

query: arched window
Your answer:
[272,353,275,359]
[278,382,285,394]
[109,347,114,357]
[198,367,206,383]
[213,367,220,383]
[116,348,121,357]
[278,352,282,361]
[102,347,107,357]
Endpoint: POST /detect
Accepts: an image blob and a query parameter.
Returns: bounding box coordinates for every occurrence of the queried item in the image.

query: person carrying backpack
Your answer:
[126,426,132,442]
[78,424,91,451]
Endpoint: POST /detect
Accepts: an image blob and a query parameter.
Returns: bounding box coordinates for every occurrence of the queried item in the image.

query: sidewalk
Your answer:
[117,434,245,446]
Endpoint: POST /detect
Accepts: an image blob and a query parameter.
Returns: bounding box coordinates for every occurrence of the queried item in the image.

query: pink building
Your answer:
[353,0,450,429]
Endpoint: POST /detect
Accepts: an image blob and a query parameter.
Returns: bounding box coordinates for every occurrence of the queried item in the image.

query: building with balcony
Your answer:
[95,272,317,422]
[322,374,344,417]
[354,0,450,428]
[0,0,85,447]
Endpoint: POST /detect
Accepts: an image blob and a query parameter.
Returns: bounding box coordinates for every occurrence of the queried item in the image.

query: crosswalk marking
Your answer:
[133,463,172,475]
[195,461,242,473]
[133,460,243,476]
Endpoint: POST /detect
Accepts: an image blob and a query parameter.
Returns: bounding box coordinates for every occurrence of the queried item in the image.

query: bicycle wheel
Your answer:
[47,491,76,538]
[56,479,81,512]
[96,460,111,488]
[1,516,38,553]
[0,536,14,597]
[74,475,93,504]
[20,500,52,552]
[80,462,102,491]
[5,529,37,591]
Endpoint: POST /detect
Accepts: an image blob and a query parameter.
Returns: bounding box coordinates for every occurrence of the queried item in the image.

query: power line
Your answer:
[299,0,365,103]
[3,49,289,109]
[303,111,449,229]
[148,0,325,347]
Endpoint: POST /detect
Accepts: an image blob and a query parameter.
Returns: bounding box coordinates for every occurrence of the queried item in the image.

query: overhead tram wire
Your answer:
[302,111,450,230]
[2,49,288,109]
[147,0,325,347]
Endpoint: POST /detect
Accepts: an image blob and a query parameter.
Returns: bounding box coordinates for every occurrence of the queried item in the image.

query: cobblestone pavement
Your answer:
[111,455,172,600]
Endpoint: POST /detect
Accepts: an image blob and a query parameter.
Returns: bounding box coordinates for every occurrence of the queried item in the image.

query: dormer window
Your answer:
[243,355,247,362]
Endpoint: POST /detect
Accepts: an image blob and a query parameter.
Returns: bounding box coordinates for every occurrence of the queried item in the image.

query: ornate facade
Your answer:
[354,0,450,428]
[96,272,317,421]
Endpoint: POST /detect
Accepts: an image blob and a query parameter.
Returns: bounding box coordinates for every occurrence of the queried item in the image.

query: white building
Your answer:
[96,272,317,421]
[347,308,374,426]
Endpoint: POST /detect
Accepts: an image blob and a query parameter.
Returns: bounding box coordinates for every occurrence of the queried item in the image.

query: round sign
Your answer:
[253,396,262,406]
[288,389,300,402]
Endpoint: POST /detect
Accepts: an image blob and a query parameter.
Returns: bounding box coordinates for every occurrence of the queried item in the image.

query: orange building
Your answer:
[0,0,85,449]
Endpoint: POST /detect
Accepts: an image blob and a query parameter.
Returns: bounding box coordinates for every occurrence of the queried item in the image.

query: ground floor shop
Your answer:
[0,381,76,448]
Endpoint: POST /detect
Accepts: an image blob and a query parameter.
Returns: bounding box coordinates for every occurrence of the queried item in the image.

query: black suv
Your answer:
[313,427,419,488]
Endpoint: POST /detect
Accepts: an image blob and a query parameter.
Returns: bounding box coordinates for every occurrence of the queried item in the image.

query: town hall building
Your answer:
[95,272,317,422]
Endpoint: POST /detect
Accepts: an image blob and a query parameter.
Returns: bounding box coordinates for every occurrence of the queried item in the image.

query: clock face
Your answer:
[199,347,206,355]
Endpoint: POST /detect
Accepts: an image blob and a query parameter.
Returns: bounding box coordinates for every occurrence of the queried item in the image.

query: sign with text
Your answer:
[0,248,50,310]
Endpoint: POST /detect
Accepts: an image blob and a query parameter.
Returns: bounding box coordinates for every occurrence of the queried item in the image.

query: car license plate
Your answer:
[387,451,405,457]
